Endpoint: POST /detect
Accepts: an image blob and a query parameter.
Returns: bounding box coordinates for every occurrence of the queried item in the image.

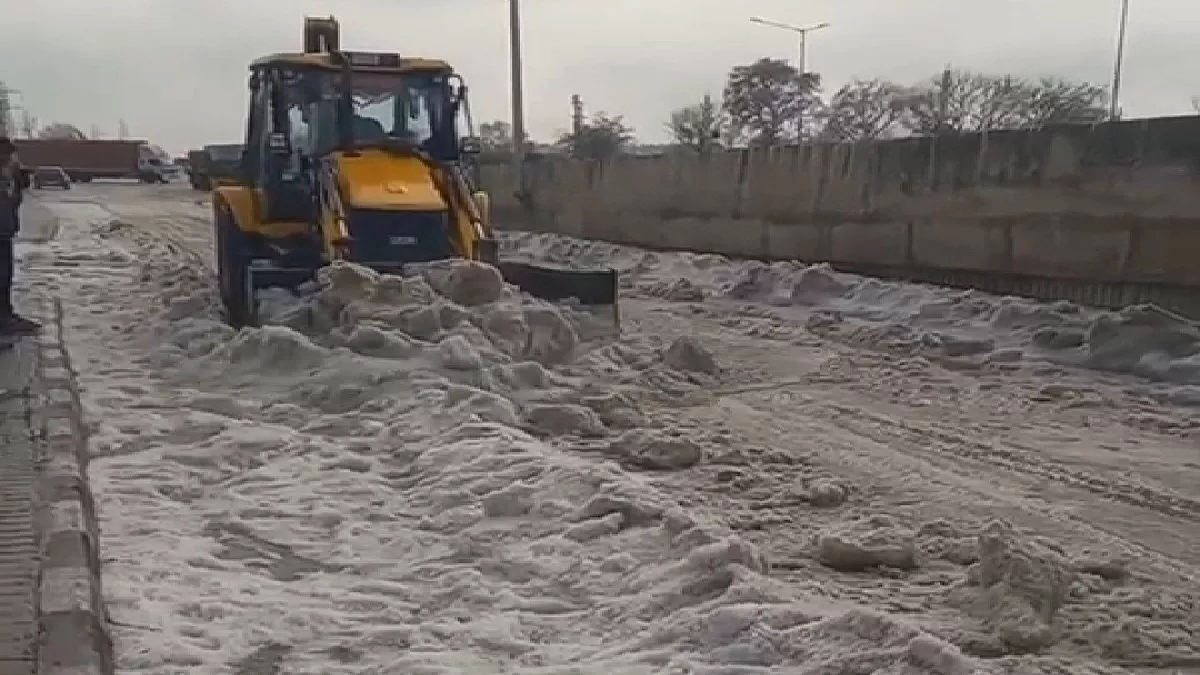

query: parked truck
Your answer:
[12,139,173,183]
[186,149,207,190]
[187,143,243,191]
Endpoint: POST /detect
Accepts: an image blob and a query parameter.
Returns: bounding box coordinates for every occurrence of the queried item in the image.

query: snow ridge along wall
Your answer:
[482,114,1200,318]
[32,299,113,675]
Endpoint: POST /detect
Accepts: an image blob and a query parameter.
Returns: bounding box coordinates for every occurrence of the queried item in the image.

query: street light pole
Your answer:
[797,31,807,76]
[749,17,830,142]
[1108,0,1130,120]
[508,0,528,199]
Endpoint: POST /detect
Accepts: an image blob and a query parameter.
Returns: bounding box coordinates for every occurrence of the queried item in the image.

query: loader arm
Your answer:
[313,157,352,258]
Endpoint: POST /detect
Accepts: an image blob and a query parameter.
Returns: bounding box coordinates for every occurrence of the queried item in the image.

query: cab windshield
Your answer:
[287,69,457,160]
[206,144,243,162]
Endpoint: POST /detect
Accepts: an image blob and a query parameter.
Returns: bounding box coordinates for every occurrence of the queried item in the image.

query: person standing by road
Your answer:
[0,136,41,335]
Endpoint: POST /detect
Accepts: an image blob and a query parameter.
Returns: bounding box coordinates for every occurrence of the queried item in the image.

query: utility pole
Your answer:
[508,0,528,199]
[20,110,35,138]
[1109,0,1130,120]
[700,94,719,152]
[938,65,952,130]
[570,94,584,142]
[749,17,830,142]
[118,118,129,140]
[0,83,15,138]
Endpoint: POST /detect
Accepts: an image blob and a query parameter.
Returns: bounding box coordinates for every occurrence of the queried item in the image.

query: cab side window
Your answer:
[288,104,310,158]
[243,71,270,186]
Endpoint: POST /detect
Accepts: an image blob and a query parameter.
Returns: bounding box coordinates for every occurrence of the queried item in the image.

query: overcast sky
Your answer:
[1,0,1196,154]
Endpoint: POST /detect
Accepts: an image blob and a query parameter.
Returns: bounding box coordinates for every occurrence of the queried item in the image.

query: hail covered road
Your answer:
[15,181,1199,675]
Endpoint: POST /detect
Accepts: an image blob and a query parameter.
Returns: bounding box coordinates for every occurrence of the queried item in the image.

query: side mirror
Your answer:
[18,168,32,190]
[459,136,482,155]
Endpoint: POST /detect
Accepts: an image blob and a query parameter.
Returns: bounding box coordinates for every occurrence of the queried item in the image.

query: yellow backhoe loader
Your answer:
[212,16,617,327]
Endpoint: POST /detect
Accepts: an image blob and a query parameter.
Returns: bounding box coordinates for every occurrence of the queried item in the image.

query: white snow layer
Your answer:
[22,199,990,675]
[501,231,1200,404]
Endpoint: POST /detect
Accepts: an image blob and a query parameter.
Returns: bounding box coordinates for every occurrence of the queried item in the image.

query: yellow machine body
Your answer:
[214,149,490,263]
[210,15,617,327]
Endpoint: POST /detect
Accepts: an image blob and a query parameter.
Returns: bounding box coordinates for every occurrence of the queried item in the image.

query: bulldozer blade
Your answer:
[239,261,618,326]
[496,260,620,321]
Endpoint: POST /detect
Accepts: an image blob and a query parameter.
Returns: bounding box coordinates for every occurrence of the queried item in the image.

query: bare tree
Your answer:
[904,69,1107,134]
[666,94,724,152]
[1021,77,1108,127]
[723,58,821,146]
[821,79,919,141]
[906,70,1013,133]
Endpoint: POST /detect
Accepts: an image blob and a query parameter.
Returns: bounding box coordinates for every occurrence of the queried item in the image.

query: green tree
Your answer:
[666,94,724,152]
[723,58,821,146]
[478,120,514,152]
[556,112,634,161]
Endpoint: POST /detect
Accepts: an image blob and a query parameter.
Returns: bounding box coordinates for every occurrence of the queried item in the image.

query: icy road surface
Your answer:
[16,182,1200,675]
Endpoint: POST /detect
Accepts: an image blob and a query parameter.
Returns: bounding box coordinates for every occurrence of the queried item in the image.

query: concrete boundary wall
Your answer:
[483,115,1200,318]
[33,299,113,675]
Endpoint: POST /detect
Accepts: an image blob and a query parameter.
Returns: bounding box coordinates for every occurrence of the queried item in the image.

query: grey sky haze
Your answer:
[2,0,1196,154]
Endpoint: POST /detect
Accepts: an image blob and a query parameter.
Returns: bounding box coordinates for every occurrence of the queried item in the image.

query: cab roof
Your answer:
[250,52,453,74]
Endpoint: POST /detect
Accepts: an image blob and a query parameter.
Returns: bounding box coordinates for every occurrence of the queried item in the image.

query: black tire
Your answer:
[214,199,252,327]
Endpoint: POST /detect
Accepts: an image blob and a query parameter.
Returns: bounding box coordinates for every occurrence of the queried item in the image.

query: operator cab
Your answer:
[241,51,482,225]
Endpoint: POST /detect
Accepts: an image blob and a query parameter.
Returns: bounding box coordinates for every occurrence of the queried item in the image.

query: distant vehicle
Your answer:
[32,166,71,190]
[144,143,182,182]
[13,139,172,183]
[186,149,207,189]
[187,143,243,191]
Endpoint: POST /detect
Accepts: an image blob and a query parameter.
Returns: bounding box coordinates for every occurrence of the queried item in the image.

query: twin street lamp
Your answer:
[748,16,831,76]
[505,6,832,156]
[749,16,831,141]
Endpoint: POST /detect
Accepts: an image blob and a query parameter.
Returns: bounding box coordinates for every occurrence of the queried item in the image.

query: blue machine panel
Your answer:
[344,208,457,265]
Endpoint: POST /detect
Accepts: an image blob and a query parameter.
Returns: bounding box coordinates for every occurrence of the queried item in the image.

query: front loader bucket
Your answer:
[239,265,319,326]
[247,265,318,292]
[496,260,620,325]
[234,260,619,328]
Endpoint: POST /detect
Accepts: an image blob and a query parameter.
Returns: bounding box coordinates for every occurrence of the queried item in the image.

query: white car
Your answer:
[32,166,71,190]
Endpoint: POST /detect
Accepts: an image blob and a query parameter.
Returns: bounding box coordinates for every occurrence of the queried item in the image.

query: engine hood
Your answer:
[333,149,447,211]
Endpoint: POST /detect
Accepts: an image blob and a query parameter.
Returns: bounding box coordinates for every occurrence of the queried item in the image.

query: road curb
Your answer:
[31,299,113,675]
